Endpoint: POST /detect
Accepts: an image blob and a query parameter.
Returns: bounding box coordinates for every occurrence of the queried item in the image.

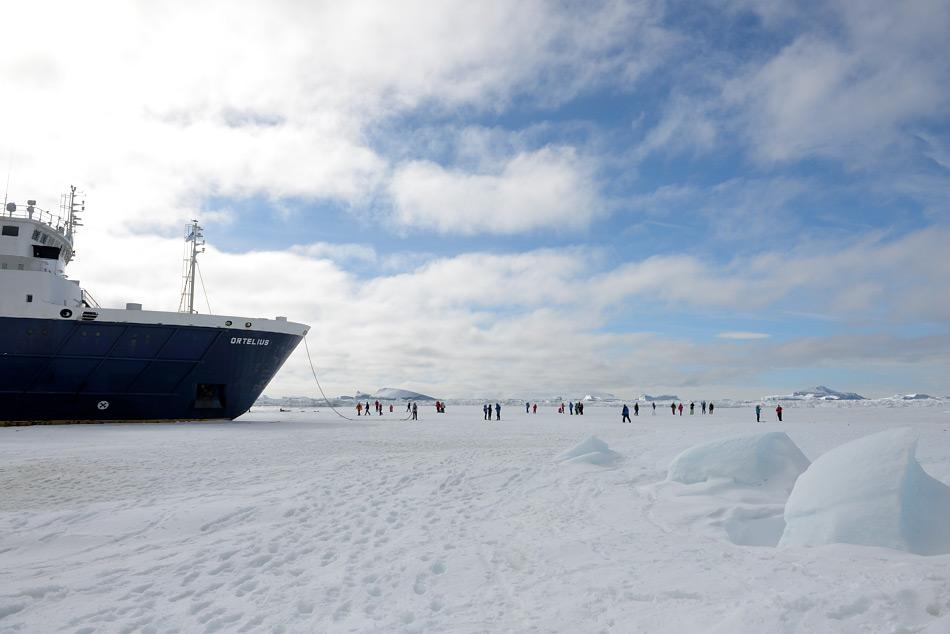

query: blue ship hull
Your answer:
[0,317,302,424]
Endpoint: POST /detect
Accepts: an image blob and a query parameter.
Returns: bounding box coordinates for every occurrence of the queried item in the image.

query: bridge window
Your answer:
[33,244,61,259]
[32,229,40,240]
[2,225,18,236]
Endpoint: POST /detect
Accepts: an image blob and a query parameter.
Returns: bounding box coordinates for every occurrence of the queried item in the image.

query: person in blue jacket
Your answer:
[755,404,762,422]
[622,404,631,423]
[495,402,501,420]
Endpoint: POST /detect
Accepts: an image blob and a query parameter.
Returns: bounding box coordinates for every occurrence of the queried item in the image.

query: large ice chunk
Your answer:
[667,432,810,491]
[779,428,950,555]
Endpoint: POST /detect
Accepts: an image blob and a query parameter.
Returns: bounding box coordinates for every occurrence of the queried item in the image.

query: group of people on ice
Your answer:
[755,404,784,422]
[483,403,502,420]
[618,402,786,422]
[355,399,451,420]
[356,400,392,416]
[664,401,715,416]
[558,401,585,415]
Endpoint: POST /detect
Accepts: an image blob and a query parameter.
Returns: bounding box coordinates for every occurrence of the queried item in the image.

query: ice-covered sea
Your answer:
[2,402,950,633]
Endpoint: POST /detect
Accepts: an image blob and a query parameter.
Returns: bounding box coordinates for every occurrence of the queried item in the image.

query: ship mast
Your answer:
[65,185,84,240]
[178,219,205,314]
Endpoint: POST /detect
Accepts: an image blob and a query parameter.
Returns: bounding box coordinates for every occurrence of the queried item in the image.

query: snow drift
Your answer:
[780,428,950,555]
[555,436,621,465]
[667,432,810,491]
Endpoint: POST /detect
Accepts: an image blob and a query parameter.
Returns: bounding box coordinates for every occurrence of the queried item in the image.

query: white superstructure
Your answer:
[0,189,307,337]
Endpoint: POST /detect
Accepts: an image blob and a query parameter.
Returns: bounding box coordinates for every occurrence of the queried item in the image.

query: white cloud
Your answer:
[717,332,770,340]
[725,0,950,165]
[389,147,602,234]
[0,0,663,236]
[291,242,378,265]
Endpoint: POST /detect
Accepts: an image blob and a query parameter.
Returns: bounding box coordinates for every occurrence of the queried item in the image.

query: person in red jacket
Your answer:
[678,402,684,416]
[776,405,783,422]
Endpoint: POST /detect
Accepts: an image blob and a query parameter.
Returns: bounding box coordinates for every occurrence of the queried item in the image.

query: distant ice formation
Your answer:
[766,385,866,401]
[892,393,935,400]
[780,428,950,555]
[357,388,436,401]
[637,394,680,402]
[581,391,618,402]
[667,432,810,491]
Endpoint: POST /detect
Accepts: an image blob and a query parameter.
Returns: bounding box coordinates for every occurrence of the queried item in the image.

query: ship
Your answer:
[0,187,309,425]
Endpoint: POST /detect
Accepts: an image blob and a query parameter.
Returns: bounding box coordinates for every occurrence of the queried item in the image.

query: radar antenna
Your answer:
[178,220,205,314]
[62,185,85,240]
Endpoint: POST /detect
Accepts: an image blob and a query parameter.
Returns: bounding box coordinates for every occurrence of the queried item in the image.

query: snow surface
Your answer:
[3,403,950,632]
[780,428,950,555]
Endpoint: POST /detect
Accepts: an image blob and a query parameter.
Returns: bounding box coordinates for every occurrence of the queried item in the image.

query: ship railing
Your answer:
[2,205,69,235]
[81,289,101,308]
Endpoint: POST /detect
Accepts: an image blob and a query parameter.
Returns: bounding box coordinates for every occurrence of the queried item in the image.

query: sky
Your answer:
[1,0,948,399]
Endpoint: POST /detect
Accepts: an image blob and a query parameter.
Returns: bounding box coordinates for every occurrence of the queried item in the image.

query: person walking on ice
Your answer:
[412,402,418,421]
[678,402,684,416]
[495,402,501,421]
[708,402,715,414]
[776,405,783,422]
[670,402,676,415]
[634,402,639,416]
[701,400,707,415]
[622,404,631,423]
[755,404,761,422]
[689,402,695,415]
[652,402,656,415]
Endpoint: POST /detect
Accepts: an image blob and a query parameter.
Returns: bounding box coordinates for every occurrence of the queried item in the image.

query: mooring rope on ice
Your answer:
[302,335,414,422]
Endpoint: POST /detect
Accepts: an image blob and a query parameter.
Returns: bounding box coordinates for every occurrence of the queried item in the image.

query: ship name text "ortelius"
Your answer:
[230,338,271,346]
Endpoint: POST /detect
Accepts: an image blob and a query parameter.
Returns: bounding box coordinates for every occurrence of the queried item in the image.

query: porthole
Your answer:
[60,308,73,318]
[225,320,232,326]
[245,322,252,328]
